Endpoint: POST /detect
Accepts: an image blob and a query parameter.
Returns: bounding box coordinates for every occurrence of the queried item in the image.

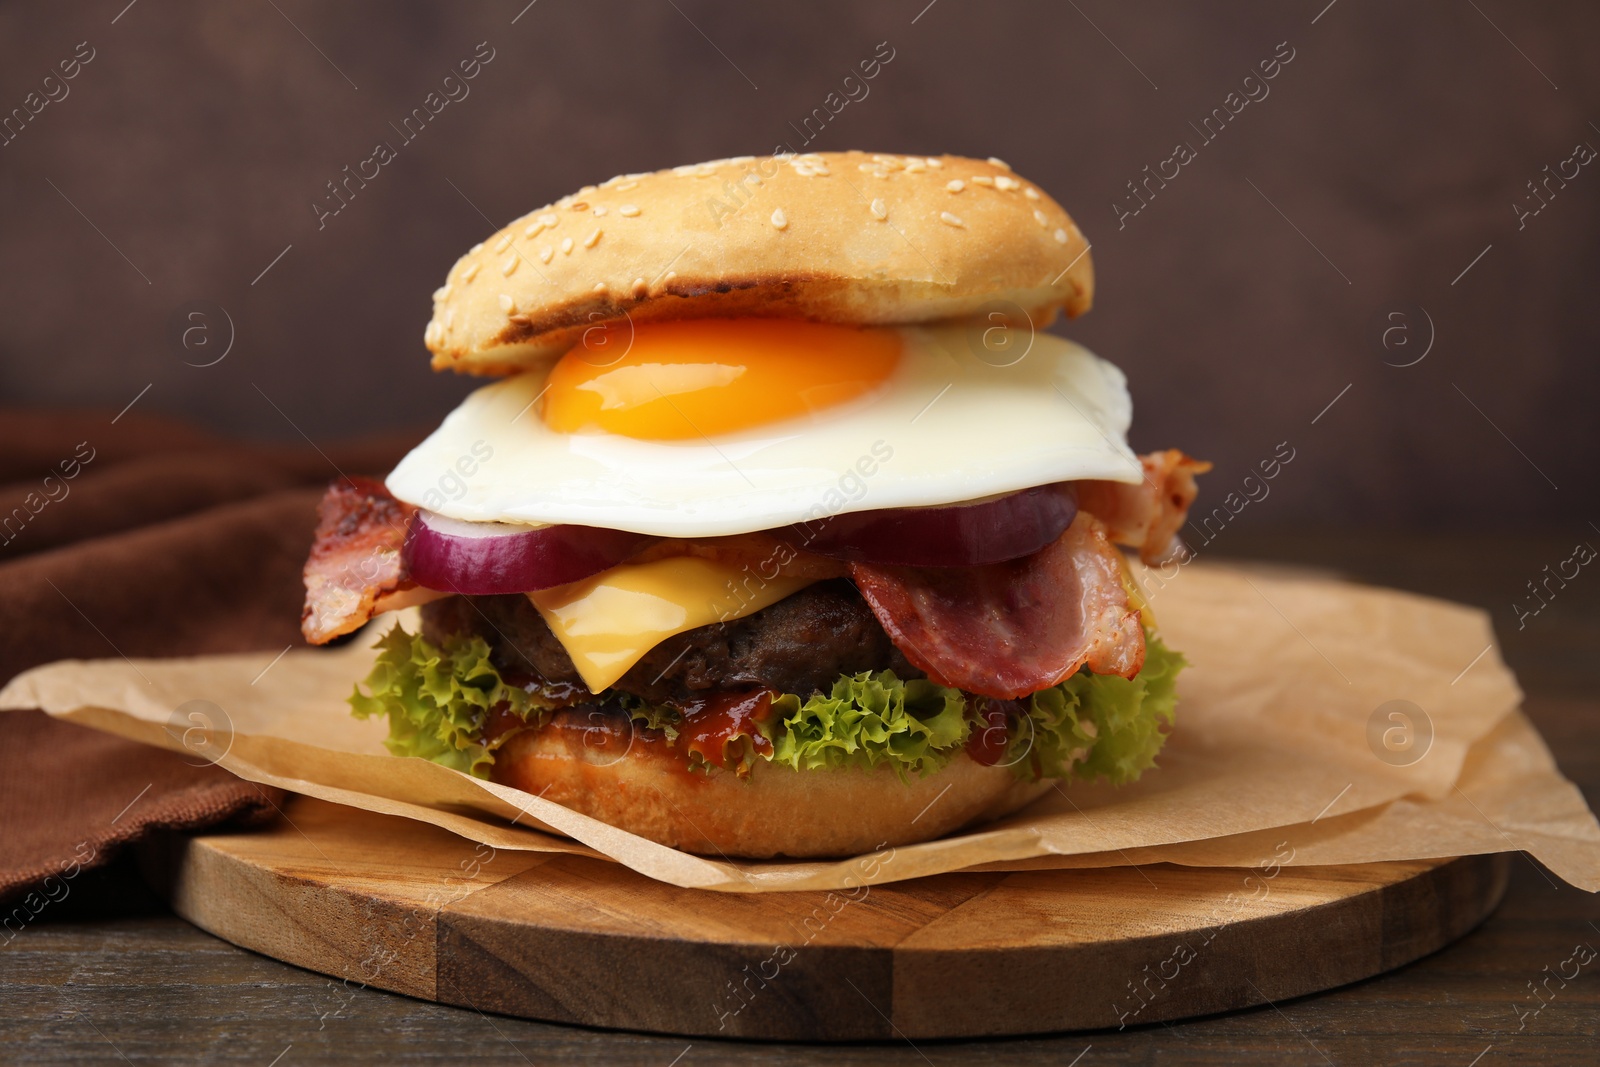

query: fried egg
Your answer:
[386,318,1142,537]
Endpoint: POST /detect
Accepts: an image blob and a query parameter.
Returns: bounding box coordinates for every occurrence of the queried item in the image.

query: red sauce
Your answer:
[965,699,1015,766]
[498,668,588,708]
[482,674,593,749]
[518,706,640,762]
[481,702,530,748]
[674,690,776,771]
[484,685,780,777]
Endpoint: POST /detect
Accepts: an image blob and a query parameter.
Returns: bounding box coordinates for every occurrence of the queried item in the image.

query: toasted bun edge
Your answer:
[489,723,1052,860]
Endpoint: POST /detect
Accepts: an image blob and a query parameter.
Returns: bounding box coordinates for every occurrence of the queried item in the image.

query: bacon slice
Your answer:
[1076,449,1211,564]
[301,477,443,644]
[850,513,1144,700]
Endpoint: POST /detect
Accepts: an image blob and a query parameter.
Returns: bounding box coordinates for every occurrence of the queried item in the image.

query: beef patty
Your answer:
[421,578,922,705]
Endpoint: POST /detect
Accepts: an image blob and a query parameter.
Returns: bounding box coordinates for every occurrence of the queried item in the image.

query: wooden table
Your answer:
[4,531,1597,1065]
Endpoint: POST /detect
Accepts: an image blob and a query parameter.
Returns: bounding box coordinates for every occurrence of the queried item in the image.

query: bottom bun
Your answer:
[490,719,1052,859]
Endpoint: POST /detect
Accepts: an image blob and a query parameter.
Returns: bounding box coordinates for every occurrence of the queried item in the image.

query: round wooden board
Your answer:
[139,795,1510,1041]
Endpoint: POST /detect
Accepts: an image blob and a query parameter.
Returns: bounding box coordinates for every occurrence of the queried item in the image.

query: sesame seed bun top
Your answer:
[424,151,1094,376]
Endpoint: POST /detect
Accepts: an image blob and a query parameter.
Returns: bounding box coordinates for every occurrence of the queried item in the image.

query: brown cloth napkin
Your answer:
[0,408,419,905]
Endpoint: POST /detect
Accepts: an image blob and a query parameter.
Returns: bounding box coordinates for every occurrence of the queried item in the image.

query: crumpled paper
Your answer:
[4,561,1597,892]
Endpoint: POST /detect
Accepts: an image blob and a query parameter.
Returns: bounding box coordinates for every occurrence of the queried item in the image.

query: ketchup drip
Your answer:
[481,671,593,748]
[481,685,779,775]
[481,702,530,748]
[965,698,1018,766]
[498,668,588,708]
[675,689,776,770]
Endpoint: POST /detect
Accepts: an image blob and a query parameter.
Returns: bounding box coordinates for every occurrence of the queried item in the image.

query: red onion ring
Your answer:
[403,511,651,595]
[776,484,1078,567]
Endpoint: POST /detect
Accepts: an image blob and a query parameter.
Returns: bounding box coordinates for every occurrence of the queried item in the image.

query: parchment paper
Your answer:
[5,562,1597,893]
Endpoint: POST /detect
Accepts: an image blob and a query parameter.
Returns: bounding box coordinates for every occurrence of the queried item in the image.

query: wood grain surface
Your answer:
[139,795,1509,1040]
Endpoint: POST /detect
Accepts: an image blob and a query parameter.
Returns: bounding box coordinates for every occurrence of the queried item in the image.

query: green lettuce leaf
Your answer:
[349,624,1184,784]
[625,698,682,743]
[765,630,1184,782]
[1010,629,1185,783]
[767,673,970,780]
[349,624,547,777]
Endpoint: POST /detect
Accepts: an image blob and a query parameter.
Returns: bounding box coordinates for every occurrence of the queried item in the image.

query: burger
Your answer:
[300,151,1208,859]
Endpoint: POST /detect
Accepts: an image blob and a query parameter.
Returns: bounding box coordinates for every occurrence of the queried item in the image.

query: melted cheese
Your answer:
[527,556,815,692]
[1118,553,1156,631]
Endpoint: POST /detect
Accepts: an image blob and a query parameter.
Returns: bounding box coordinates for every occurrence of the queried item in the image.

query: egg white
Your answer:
[385,324,1143,537]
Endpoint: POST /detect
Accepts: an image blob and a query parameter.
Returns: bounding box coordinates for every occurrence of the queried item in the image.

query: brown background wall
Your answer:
[1,1,1595,528]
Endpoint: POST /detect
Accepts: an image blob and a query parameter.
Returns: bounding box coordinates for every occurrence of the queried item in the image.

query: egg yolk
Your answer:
[540,318,903,440]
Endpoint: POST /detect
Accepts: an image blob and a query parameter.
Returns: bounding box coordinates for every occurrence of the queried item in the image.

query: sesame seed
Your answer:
[424,321,441,346]
[494,234,513,253]
[987,157,1011,170]
[905,161,925,173]
[995,175,1020,191]
[469,242,484,254]
[593,206,608,217]
[432,285,451,301]
[870,198,887,220]
[771,208,788,230]
[560,237,574,255]
[1034,210,1049,227]
[940,211,964,227]
[790,155,829,178]
[1024,187,1040,200]
[497,293,516,312]
[584,228,602,248]
[501,256,518,276]
[461,262,481,282]
[524,221,545,239]
[664,270,678,281]
[970,175,995,187]
[947,180,965,193]
[730,155,755,164]
[925,157,943,168]
[593,282,606,292]
[570,201,588,212]
[616,181,638,191]
[540,213,559,228]
[538,246,553,264]
[618,204,640,217]
[674,164,697,176]
[632,277,647,294]
[444,307,455,328]
[1054,228,1069,244]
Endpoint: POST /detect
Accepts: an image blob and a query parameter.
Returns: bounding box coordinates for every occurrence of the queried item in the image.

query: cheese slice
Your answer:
[527,556,815,692]
[1117,552,1156,631]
